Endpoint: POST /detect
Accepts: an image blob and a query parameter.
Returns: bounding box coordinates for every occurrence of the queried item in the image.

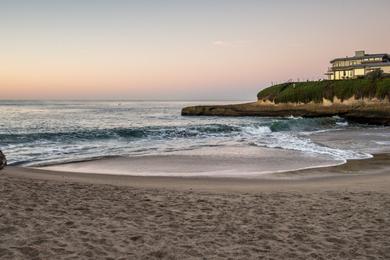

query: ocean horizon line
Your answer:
[0,99,253,102]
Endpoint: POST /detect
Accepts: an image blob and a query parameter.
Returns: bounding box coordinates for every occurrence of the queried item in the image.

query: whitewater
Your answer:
[1,100,389,176]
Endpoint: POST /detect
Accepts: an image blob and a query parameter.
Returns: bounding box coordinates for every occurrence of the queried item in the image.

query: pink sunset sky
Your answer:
[1,0,390,100]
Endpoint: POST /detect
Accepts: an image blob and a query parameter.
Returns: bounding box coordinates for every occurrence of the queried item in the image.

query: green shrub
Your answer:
[257,78,390,104]
[365,69,384,81]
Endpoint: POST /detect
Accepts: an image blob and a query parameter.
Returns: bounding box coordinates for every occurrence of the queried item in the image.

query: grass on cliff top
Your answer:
[257,78,390,104]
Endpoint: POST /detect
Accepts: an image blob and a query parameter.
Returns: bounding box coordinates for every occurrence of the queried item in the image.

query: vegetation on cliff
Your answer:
[257,78,390,104]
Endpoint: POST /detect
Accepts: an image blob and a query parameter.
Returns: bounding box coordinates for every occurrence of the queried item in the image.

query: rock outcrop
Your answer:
[182,79,390,125]
[0,150,6,170]
[181,100,390,125]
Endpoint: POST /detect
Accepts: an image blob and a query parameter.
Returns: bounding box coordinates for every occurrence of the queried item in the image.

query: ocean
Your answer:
[1,100,389,176]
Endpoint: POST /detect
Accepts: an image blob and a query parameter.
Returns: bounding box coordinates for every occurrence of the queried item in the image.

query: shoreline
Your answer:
[2,153,390,193]
[35,147,349,178]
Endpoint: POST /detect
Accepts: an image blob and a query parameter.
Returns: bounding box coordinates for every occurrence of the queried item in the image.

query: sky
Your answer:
[1,0,390,100]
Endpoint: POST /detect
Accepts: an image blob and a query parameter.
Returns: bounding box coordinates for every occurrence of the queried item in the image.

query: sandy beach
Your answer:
[1,154,390,259]
[2,1,390,259]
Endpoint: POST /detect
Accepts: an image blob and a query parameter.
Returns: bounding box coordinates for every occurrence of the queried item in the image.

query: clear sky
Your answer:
[1,0,390,100]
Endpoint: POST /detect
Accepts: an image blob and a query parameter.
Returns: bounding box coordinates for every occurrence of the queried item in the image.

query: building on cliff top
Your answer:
[326,50,390,80]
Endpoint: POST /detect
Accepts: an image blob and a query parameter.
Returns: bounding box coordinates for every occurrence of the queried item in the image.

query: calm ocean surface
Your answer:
[0,100,389,168]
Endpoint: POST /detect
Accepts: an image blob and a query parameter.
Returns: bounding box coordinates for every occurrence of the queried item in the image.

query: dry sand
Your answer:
[1,154,390,259]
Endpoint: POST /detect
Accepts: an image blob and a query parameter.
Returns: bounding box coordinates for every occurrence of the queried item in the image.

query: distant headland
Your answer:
[182,51,390,125]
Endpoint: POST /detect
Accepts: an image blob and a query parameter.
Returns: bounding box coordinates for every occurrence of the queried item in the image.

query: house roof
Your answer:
[364,62,390,67]
[330,62,390,71]
[330,53,389,63]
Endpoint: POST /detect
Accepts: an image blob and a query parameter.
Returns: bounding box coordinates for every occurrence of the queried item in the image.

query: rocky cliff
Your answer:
[182,79,390,125]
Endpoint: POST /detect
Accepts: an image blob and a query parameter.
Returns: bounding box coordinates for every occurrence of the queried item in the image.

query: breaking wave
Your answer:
[0,124,241,144]
[0,101,378,167]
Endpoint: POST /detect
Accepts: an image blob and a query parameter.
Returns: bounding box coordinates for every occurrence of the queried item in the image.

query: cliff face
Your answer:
[182,99,390,125]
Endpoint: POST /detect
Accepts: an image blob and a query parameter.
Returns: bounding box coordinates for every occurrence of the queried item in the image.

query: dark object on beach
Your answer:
[0,150,6,170]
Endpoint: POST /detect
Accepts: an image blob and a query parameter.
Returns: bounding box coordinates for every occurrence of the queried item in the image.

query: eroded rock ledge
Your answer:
[181,98,390,125]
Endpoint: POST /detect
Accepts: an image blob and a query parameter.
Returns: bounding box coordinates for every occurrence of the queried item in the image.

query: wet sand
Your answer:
[39,146,345,178]
[1,154,390,259]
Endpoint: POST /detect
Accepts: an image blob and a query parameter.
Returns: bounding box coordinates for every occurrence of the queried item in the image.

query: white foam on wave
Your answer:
[336,121,349,126]
[241,126,272,135]
[240,126,372,161]
[287,115,303,120]
[375,141,390,145]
